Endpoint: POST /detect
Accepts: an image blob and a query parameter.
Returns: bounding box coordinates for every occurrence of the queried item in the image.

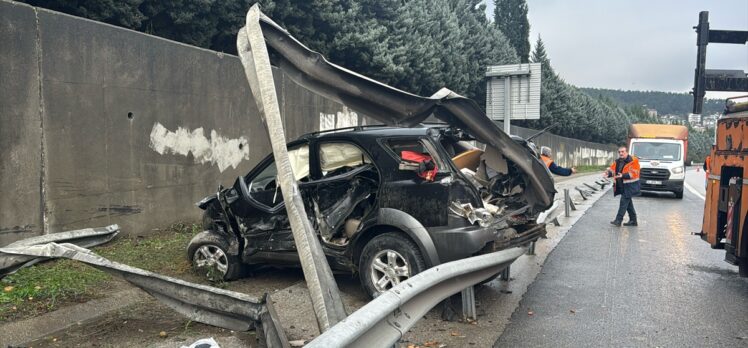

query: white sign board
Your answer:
[485,63,541,121]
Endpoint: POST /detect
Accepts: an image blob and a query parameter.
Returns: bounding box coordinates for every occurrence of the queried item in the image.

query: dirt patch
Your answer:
[1,222,202,323]
[24,298,259,347]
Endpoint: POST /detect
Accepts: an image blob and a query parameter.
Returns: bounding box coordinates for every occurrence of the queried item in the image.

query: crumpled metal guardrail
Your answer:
[0,224,119,278]
[305,247,525,347]
[0,242,289,348]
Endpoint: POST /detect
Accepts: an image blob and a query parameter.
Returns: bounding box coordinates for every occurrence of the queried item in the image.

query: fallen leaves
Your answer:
[407,341,445,348]
[158,331,168,338]
[570,309,576,314]
[3,286,13,292]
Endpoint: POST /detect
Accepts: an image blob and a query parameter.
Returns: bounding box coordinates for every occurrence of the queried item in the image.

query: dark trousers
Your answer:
[615,195,637,222]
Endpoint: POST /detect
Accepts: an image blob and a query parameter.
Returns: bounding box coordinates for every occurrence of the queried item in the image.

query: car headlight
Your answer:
[672,167,684,174]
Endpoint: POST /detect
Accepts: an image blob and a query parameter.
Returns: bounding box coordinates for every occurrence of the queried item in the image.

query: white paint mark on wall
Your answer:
[319,106,359,131]
[149,122,249,172]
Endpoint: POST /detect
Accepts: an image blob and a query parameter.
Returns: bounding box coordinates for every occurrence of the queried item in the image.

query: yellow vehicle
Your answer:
[701,97,748,276]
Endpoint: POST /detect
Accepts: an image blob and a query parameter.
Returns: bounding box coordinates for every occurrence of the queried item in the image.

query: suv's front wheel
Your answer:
[187,232,244,281]
[359,232,426,298]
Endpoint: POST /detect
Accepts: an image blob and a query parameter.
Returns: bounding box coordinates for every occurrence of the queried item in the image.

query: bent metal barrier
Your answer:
[305,247,526,347]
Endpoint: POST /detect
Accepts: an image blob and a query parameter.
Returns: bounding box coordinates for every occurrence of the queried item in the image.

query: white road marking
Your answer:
[684,181,705,201]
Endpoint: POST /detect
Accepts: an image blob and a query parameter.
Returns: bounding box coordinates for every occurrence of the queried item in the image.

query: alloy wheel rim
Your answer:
[370,249,410,292]
[194,245,228,278]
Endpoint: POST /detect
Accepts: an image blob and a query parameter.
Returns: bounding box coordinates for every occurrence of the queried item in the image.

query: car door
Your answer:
[308,140,379,244]
[230,142,312,255]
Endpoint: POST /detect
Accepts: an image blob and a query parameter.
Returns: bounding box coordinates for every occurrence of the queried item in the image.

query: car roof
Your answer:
[297,124,449,141]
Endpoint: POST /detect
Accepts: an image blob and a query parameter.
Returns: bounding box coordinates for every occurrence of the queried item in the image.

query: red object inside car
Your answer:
[401,151,438,181]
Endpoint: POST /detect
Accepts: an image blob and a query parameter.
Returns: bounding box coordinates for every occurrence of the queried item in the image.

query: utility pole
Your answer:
[236,4,347,332]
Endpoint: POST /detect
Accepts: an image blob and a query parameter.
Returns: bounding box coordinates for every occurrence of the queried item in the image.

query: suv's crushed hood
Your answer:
[244,11,556,211]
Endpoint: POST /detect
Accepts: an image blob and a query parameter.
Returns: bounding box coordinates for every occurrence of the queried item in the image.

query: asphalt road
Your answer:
[494,177,748,347]
[684,165,707,199]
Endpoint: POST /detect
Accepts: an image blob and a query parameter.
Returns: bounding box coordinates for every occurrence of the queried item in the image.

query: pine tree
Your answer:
[531,35,547,64]
[494,0,530,63]
[24,0,146,28]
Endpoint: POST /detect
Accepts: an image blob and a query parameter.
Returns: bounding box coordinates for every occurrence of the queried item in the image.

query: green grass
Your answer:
[0,222,200,322]
[574,165,609,174]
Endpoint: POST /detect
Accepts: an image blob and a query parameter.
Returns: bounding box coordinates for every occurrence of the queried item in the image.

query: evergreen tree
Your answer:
[24,0,146,28]
[493,0,530,63]
[23,0,653,145]
[531,35,547,64]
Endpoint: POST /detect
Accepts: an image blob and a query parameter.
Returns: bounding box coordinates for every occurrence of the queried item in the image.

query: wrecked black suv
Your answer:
[188,124,548,297]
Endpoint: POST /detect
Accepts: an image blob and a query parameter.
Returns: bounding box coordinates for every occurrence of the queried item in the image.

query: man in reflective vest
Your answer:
[540,146,576,176]
[703,154,711,189]
[604,145,641,226]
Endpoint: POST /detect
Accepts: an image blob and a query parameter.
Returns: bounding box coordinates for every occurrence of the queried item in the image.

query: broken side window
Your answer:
[312,142,378,245]
[386,138,448,177]
[318,142,372,178]
[248,144,309,207]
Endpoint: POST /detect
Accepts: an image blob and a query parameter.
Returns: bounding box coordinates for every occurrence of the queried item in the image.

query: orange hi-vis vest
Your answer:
[609,156,640,184]
[541,155,553,168]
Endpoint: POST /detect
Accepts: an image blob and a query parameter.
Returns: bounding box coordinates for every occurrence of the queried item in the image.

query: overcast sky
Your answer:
[487,1,748,97]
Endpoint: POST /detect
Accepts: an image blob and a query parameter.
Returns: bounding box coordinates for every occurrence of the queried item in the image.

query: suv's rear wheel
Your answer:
[359,232,426,298]
[187,233,244,281]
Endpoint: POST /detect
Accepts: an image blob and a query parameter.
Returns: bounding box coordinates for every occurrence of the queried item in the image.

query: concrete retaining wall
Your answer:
[0,0,614,245]
[502,123,617,168]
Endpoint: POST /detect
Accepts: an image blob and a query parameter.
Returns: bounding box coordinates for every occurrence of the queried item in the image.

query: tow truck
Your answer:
[692,11,748,276]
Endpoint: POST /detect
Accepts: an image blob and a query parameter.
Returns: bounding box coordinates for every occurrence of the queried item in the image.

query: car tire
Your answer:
[187,233,244,281]
[674,190,684,199]
[359,232,426,298]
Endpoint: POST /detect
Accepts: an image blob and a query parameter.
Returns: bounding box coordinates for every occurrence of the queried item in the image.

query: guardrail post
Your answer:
[461,286,476,321]
[500,265,510,281]
[575,187,588,200]
[564,189,572,217]
[584,183,599,192]
[527,241,536,255]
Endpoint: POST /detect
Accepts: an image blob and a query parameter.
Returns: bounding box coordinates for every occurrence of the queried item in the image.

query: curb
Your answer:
[1,287,147,345]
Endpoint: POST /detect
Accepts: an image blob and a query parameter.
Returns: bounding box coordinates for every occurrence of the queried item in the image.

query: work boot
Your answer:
[623,220,638,226]
[610,220,622,227]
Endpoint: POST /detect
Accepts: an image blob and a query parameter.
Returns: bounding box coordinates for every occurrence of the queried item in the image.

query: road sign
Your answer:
[485,63,541,133]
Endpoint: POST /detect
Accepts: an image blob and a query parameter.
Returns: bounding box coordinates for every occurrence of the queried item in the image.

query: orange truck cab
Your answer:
[701,96,748,276]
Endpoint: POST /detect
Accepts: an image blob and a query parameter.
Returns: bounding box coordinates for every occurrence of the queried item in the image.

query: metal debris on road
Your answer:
[0,224,119,278]
[0,242,289,348]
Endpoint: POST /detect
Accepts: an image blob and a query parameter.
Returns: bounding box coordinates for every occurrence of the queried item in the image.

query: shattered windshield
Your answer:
[631,142,681,161]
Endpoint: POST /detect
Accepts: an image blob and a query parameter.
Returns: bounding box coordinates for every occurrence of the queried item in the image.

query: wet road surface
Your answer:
[684,165,707,198]
[494,186,748,347]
